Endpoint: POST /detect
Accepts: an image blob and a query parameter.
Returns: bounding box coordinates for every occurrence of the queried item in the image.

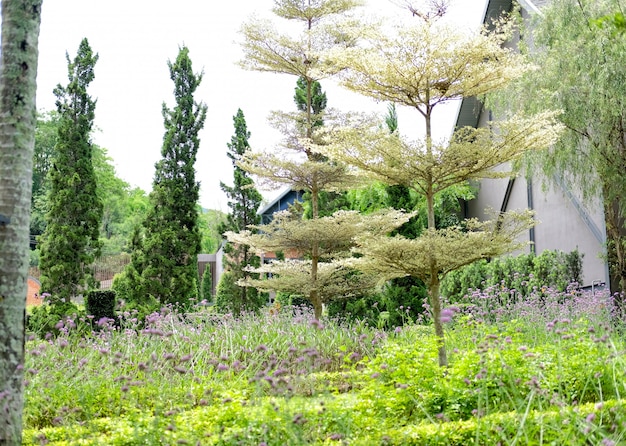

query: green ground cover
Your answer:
[23,286,626,445]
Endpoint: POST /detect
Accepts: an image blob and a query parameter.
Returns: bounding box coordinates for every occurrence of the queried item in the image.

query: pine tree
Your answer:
[0,0,43,441]
[218,109,265,314]
[122,46,207,308]
[39,38,103,304]
[319,5,563,365]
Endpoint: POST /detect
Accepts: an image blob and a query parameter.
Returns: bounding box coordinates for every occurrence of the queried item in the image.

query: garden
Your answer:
[22,280,626,445]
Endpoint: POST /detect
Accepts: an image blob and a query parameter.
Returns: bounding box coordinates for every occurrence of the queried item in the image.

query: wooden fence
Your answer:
[29,253,131,290]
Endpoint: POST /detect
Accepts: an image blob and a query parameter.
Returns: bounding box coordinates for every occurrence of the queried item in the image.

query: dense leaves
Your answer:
[217,109,265,314]
[117,46,207,308]
[38,38,103,304]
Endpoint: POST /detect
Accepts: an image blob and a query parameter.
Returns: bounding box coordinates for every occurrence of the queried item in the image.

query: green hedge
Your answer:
[441,249,583,302]
[85,290,116,323]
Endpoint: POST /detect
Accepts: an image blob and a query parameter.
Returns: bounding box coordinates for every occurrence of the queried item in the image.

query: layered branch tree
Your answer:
[318,6,563,366]
[230,0,391,318]
[0,0,43,441]
[39,38,103,304]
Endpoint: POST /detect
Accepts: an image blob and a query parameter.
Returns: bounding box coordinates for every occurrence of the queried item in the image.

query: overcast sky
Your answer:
[35,0,487,211]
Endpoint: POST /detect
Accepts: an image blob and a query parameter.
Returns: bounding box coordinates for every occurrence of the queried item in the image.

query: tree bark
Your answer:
[429,269,448,367]
[0,0,43,442]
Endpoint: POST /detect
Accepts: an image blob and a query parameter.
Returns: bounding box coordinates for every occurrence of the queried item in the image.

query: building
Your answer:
[459,0,609,289]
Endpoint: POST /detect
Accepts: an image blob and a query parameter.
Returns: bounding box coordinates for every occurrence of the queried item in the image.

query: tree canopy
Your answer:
[119,46,207,308]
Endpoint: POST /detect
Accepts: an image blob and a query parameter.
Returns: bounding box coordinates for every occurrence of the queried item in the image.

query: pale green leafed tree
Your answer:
[0,0,43,442]
[230,0,387,319]
[318,4,563,366]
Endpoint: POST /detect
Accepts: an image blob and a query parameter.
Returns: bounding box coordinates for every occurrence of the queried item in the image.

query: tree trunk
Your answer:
[603,193,626,316]
[310,185,321,319]
[429,269,448,367]
[0,0,43,443]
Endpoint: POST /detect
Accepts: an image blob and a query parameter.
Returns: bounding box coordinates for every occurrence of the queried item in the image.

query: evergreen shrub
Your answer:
[27,301,83,338]
[85,289,116,323]
[441,249,584,302]
[201,267,212,302]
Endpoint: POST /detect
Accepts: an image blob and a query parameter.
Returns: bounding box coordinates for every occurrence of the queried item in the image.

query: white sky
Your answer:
[35,0,487,211]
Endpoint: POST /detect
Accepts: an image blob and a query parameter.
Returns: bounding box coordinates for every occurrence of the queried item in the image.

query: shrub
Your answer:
[441,249,584,302]
[200,266,212,302]
[214,270,267,315]
[275,291,313,310]
[27,301,84,338]
[85,290,116,324]
[327,278,427,328]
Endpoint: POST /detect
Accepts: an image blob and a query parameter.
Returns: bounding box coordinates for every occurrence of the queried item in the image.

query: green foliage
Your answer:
[20,300,626,445]
[218,109,265,313]
[274,291,313,310]
[30,112,60,239]
[121,46,207,308]
[590,11,626,34]
[85,290,116,323]
[198,208,227,254]
[294,76,327,128]
[215,270,266,315]
[441,249,584,301]
[38,38,103,304]
[26,302,83,338]
[328,279,428,328]
[200,266,212,302]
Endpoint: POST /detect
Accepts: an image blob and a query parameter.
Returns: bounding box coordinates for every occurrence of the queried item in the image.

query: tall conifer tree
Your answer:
[124,46,207,308]
[39,38,103,304]
[217,109,264,314]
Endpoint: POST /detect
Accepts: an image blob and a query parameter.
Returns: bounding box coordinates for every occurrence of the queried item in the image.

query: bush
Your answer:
[328,277,427,328]
[85,290,116,324]
[275,291,313,310]
[215,270,266,315]
[441,249,584,302]
[200,266,212,302]
[27,301,84,338]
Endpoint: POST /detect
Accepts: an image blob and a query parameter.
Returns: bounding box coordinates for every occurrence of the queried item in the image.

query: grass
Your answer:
[22,287,626,445]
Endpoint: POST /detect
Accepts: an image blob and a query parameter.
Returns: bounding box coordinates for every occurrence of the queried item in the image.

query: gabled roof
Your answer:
[257,187,297,216]
[455,0,547,130]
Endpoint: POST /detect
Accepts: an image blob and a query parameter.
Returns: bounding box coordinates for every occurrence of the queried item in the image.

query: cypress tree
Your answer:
[39,38,103,304]
[218,109,264,314]
[129,46,207,308]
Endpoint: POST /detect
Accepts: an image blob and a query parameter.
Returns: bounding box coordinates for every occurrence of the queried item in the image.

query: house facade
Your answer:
[460,0,610,288]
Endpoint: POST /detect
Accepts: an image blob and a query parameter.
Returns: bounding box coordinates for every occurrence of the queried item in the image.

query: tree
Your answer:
[218,109,265,314]
[497,0,626,304]
[198,208,227,254]
[92,145,134,254]
[319,6,562,366]
[30,112,59,240]
[0,0,43,441]
[229,0,396,319]
[122,46,207,308]
[38,38,102,304]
